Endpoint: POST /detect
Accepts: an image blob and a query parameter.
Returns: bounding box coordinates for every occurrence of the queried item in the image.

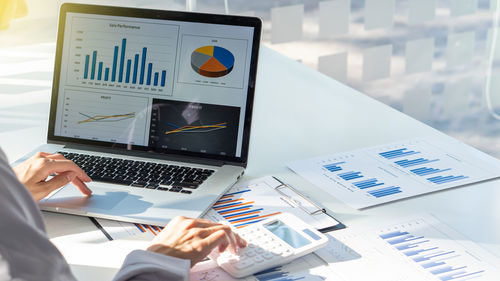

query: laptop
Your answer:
[14,3,261,226]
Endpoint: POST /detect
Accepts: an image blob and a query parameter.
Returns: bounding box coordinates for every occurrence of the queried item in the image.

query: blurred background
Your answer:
[2,0,500,157]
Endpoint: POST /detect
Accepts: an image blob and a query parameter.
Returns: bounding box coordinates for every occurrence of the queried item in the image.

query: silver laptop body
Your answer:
[14,3,262,226]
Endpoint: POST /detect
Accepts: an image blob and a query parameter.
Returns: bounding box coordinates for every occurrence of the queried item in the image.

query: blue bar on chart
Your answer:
[411,167,451,176]
[427,175,468,185]
[379,148,421,159]
[413,251,456,263]
[395,239,429,250]
[147,63,153,85]
[379,231,409,239]
[386,235,425,245]
[154,72,159,86]
[133,54,139,84]
[118,38,126,82]
[97,62,103,80]
[161,70,166,87]
[323,161,345,172]
[422,261,446,269]
[439,270,485,281]
[90,51,97,80]
[338,171,363,181]
[80,38,168,88]
[140,47,147,85]
[353,178,384,189]
[404,247,438,256]
[395,158,439,168]
[111,46,118,82]
[125,59,131,83]
[430,266,466,275]
[84,55,89,79]
[368,186,401,198]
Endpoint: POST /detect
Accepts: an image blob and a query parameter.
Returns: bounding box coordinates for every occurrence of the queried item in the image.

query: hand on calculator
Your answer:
[208,213,329,278]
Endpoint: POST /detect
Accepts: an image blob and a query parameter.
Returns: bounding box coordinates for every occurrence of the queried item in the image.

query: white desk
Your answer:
[1,44,500,279]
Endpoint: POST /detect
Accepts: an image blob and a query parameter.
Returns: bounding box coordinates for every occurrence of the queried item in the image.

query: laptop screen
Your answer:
[50,5,260,163]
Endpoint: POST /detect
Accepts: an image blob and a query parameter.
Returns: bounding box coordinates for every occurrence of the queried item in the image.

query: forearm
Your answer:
[113,250,190,281]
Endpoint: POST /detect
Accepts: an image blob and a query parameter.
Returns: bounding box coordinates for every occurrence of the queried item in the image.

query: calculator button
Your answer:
[248,243,256,249]
[261,242,271,249]
[253,256,264,263]
[256,247,264,254]
[263,252,274,260]
[235,259,254,270]
[270,248,282,255]
[245,250,256,257]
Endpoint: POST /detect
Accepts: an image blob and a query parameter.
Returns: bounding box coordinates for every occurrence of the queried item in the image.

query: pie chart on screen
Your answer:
[191,46,235,78]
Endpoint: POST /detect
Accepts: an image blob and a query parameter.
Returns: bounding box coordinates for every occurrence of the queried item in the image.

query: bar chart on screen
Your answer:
[315,215,500,281]
[65,17,179,96]
[288,136,500,209]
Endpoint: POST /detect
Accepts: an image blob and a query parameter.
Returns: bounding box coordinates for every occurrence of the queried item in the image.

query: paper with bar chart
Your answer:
[65,16,179,95]
[94,218,163,240]
[316,215,500,281]
[288,136,500,209]
[202,176,339,230]
[59,90,149,145]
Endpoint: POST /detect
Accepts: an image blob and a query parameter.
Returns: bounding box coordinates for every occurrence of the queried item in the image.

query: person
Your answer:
[0,149,246,281]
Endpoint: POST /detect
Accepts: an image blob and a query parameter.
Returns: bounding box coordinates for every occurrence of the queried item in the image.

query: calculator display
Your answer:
[263,220,311,249]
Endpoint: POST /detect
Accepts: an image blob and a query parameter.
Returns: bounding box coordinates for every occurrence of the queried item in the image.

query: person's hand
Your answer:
[12,152,92,201]
[147,216,247,266]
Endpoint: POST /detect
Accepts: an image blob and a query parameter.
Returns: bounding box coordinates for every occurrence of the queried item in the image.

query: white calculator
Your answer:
[208,213,329,278]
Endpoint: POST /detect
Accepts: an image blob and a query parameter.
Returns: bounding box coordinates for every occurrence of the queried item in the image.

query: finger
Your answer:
[203,229,230,253]
[40,171,73,194]
[43,160,92,182]
[186,218,225,229]
[198,225,238,254]
[235,233,247,248]
[196,225,232,238]
[38,152,53,157]
[226,227,239,254]
[45,153,66,160]
[218,239,229,253]
[71,176,92,196]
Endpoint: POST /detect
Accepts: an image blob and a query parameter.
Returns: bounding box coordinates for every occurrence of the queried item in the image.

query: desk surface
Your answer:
[1,43,500,277]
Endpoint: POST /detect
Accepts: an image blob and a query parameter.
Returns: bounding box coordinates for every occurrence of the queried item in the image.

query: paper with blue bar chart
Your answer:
[288,136,500,209]
[202,176,339,230]
[315,214,500,281]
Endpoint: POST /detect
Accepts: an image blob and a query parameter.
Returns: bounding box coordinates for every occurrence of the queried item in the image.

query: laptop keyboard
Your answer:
[58,152,215,194]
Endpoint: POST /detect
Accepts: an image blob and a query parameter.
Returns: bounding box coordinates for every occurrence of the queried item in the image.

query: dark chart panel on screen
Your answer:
[149,99,240,156]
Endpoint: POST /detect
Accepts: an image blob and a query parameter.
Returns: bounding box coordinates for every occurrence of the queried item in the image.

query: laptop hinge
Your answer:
[61,143,230,167]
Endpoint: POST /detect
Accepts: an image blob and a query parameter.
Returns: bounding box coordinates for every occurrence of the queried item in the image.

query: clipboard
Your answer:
[272,176,346,233]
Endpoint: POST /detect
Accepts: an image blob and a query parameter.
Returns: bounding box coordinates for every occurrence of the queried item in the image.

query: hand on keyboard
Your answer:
[12,152,92,201]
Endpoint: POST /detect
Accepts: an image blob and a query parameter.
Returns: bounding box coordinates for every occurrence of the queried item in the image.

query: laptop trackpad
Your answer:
[43,186,128,211]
